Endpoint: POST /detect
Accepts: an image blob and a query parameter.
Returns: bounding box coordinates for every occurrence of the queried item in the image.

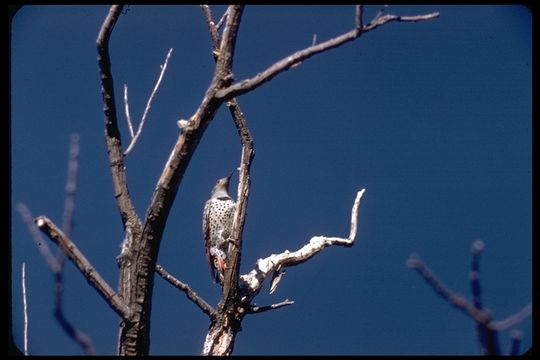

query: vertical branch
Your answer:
[470,240,486,353]
[124,85,135,138]
[22,263,28,356]
[355,5,363,31]
[97,5,139,229]
[199,6,251,355]
[53,133,96,355]
[223,100,254,297]
[201,3,253,309]
[201,5,220,59]
[61,133,80,239]
[469,240,499,355]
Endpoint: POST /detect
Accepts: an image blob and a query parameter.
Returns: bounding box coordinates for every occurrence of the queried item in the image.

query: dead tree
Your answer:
[21,5,439,355]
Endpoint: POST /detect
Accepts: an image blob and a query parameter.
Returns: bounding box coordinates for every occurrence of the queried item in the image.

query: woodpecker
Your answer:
[202,173,236,285]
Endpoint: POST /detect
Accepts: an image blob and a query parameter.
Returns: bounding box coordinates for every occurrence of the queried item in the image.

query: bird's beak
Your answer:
[226,171,234,181]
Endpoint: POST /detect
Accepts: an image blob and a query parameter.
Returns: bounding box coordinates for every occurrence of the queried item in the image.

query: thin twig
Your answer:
[201,5,220,58]
[372,4,388,22]
[124,85,134,138]
[124,48,173,156]
[246,299,295,314]
[364,12,440,32]
[22,263,28,356]
[215,7,228,31]
[34,216,130,320]
[155,264,215,318]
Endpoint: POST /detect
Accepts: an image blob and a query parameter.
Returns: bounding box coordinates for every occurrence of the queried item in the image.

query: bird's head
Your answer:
[210,172,233,199]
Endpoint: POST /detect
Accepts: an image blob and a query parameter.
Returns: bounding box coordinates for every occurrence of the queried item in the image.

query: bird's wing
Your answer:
[202,200,218,283]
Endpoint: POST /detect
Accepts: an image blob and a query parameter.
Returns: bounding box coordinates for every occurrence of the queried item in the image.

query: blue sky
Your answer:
[10,5,531,355]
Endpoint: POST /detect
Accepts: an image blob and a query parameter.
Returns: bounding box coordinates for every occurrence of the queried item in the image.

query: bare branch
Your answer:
[355,5,363,30]
[216,7,228,31]
[241,189,366,297]
[371,4,388,23]
[470,240,488,353]
[51,133,97,355]
[22,263,28,356]
[490,303,532,332]
[201,5,220,59]
[364,12,440,32]
[215,9,439,100]
[216,28,360,100]
[124,85,134,138]
[97,5,139,229]
[219,98,254,308]
[124,47,173,156]
[246,299,295,314]
[34,216,130,320]
[155,264,215,318]
[467,240,500,355]
[61,133,80,239]
[406,254,492,325]
[201,3,254,311]
[470,240,484,309]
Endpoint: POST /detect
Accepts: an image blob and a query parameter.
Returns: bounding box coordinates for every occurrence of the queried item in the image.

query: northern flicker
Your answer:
[203,173,236,285]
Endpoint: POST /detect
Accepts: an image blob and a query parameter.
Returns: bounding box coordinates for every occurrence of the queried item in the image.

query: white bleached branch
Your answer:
[240,189,366,297]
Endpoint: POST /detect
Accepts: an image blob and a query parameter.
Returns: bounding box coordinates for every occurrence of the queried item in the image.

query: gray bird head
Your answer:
[210,172,233,199]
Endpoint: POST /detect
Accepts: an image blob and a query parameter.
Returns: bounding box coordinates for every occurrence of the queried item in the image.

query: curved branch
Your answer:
[155,264,215,318]
[34,216,130,320]
[240,189,366,298]
[489,303,532,332]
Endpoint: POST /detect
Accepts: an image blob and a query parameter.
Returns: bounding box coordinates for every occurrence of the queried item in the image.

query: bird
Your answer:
[202,173,236,285]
